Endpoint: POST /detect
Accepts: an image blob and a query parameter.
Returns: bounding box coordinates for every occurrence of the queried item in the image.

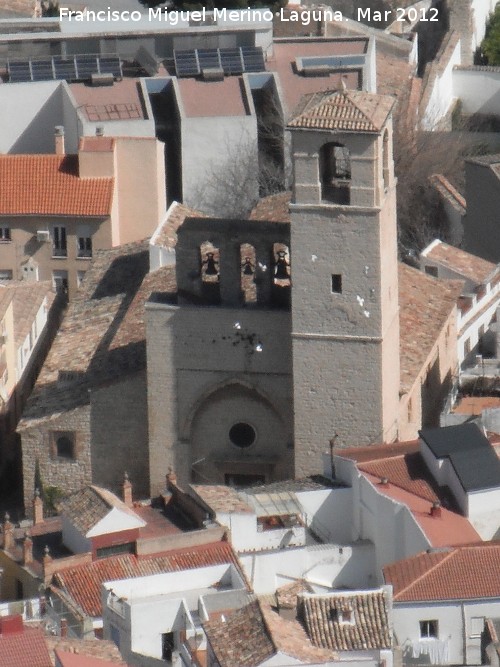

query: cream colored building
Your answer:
[0,131,165,299]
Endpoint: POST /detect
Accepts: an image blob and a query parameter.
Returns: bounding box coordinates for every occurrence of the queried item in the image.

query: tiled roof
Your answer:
[423,239,497,285]
[54,650,128,667]
[300,589,392,651]
[46,637,126,664]
[250,192,291,222]
[19,242,176,428]
[429,175,466,215]
[53,541,241,617]
[398,263,463,393]
[362,468,480,547]
[190,485,254,514]
[203,600,334,667]
[288,90,395,132]
[0,626,52,667]
[0,155,113,216]
[57,486,143,536]
[384,544,500,602]
[152,201,206,250]
[0,281,56,349]
[275,579,314,610]
[204,601,275,667]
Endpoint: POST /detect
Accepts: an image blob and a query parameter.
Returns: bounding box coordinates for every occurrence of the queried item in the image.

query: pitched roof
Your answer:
[398,263,463,393]
[52,541,241,617]
[429,175,466,215]
[300,589,392,651]
[0,280,56,349]
[420,423,500,492]
[288,89,395,132]
[0,155,113,216]
[151,201,207,251]
[54,650,128,667]
[0,625,52,667]
[203,600,334,667]
[45,637,126,664]
[422,239,497,285]
[19,242,176,428]
[204,601,275,667]
[190,485,254,514]
[249,192,291,223]
[58,485,143,536]
[384,544,500,602]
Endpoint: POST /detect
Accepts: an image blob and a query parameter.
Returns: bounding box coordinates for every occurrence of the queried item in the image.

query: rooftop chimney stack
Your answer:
[54,126,65,156]
[430,501,442,518]
[95,126,104,137]
[123,472,133,508]
[3,513,14,552]
[33,488,44,525]
[23,532,33,565]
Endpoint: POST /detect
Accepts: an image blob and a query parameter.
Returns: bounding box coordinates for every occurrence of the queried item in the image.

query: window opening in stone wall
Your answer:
[0,227,11,242]
[51,431,76,460]
[331,274,342,294]
[320,143,351,204]
[229,422,256,448]
[240,243,257,304]
[200,240,220,304]
[273,244,290,285]
[52,226,67,257]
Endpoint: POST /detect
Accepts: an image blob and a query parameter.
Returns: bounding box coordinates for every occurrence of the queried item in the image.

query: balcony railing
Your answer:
[77,249,92,259]
[52,248,67,258]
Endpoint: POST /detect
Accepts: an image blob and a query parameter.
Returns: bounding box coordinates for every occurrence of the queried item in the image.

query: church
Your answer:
[19,89,461,504]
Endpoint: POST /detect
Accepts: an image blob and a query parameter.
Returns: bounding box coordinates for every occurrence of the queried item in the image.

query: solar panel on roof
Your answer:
[7,54,122,83]
[174,46,265,78]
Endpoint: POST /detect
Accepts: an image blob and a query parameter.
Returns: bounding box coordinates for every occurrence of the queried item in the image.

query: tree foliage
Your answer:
[481,5,500,65]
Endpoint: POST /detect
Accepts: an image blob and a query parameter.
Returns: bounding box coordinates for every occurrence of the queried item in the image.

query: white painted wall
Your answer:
[216,509,306,552]
[61,515,92,554]
[296,487,354,545]
[422,38,461,130]
[393,598,500,665]
[239,542,375,595]
[86,506,145,538]
[453,68,500,115]
[471,0,497,52]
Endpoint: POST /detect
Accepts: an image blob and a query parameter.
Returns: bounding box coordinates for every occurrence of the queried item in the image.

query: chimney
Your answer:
[379,477,389,487]
[166,467,177,490]
[0,615,23,635]
[123,472,133,508]
[33,488,44,525]
[54,126,65,156]
[3,513,14,552]
[430,501,442,518]
[60,618,68,637]
[22,532,33,565]
[95,126,104,137]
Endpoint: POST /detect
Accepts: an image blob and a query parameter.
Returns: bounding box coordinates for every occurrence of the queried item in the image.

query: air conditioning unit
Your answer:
[37,230,50,243]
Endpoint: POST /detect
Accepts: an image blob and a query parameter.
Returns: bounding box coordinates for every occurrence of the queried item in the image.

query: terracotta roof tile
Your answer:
[429,174,466,215]
[288,90,395,132]
[0,625,52,667]
[19,242,176,428]
[0,280,55,349]
[398,263,463,392]
[58,486,143,536]
[152,201,206,250]
[384,544,500,601]
[423,240,497,285]
[53,542,241,618]
[53,650,128,667]
[45,637,126,665]
[250,192,291,222]
[0,155,113,216]
[190,485,254,514]
[204,600,275,667]
[300,589,392,651]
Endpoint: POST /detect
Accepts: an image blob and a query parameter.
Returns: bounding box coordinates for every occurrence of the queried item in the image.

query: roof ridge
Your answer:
[257,599,280,655]
[393,550,455,600]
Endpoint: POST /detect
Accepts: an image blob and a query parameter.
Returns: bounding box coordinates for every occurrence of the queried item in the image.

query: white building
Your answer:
[384,543,500,665]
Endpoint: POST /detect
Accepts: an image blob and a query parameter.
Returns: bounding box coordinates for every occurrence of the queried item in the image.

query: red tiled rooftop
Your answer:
[0,625,52,667]
[0,155,113,217]
[53,541,241,617]
[362,470,480,548]
[177,77,249,117]
[453,396,500,415]
[423,240,498,285]
[384,543,500,601]
[54,649,128,666]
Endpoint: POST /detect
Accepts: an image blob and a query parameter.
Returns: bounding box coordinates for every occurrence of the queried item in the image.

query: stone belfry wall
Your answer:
[289,91,400,476]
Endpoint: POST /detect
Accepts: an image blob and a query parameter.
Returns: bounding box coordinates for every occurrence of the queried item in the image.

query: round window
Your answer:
[229,422,256,448]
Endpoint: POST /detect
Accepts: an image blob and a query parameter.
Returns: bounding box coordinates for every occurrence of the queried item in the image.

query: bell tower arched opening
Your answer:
[319,142,351,204]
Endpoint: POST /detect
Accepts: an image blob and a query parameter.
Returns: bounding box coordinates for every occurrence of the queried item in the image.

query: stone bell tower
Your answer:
[289,90,400,476]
